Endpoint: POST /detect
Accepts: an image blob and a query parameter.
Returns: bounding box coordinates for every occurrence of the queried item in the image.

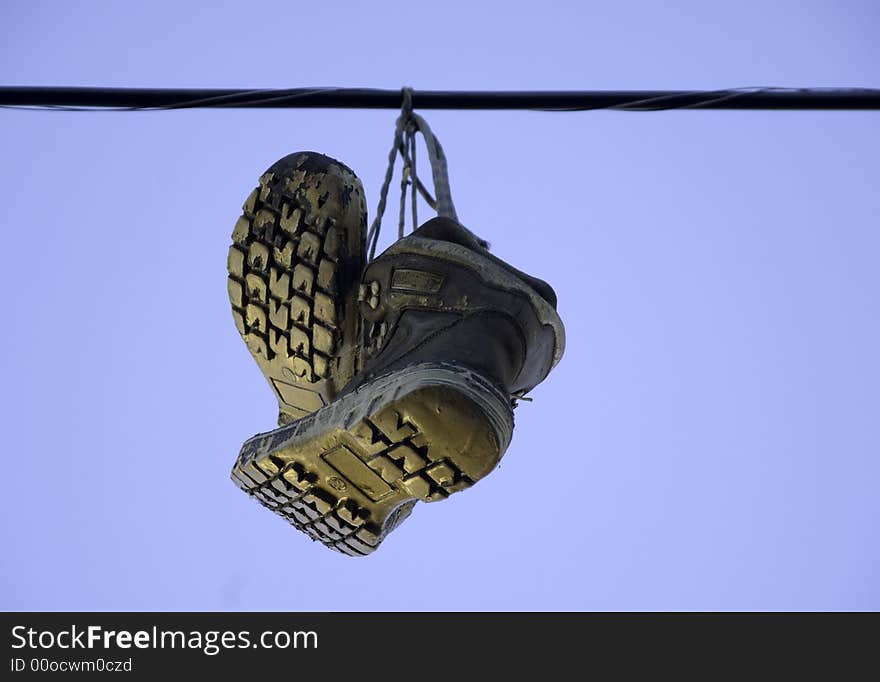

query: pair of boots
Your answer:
[228,152,565,556]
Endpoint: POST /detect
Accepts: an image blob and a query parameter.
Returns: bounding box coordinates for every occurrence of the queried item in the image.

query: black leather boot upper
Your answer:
[411,217,558,308]
[344,217,565,400]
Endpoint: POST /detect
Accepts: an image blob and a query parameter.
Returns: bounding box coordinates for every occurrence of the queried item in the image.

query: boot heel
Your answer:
[230,363,513,556]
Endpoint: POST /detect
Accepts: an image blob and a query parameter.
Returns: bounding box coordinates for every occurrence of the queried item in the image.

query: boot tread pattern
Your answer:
[231,404,479,556]
[227,160,363,419]
[231,363,513,556]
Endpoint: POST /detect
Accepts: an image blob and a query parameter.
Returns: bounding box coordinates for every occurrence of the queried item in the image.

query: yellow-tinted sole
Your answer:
[231,364,513,555]
[227,152,366,423]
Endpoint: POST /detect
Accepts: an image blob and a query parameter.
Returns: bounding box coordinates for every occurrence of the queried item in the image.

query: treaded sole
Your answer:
[230,364,514,556]
[227,152,366,423]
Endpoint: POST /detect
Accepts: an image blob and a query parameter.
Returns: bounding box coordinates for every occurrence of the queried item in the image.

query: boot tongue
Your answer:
[412,217,489,251]
[411,217,558,309]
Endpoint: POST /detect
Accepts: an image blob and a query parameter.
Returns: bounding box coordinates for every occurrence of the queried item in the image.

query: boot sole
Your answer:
[227,152,366,423]
[230,363,514,556]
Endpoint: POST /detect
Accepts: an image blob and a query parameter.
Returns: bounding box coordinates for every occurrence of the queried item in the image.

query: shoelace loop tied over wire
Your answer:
[366,87,459,261]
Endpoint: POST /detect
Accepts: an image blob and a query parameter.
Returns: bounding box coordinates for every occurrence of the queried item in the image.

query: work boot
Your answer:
[227,152,367,424]
[230,216,565,556]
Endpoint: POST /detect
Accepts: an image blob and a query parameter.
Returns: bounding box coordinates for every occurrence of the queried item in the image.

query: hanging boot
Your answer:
[230,215,565,556]
[227,152,367,424]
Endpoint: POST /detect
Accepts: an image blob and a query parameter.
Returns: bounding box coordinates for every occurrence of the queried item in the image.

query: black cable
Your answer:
[1,86,879,111]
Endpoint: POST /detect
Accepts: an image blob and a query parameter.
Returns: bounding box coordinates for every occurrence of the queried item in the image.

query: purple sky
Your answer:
[1,0,877,610]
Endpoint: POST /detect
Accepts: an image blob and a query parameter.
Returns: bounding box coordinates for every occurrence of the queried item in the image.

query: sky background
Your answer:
[1,0,877,610]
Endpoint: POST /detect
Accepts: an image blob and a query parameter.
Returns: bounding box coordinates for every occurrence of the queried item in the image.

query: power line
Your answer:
[1,86,879,111]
